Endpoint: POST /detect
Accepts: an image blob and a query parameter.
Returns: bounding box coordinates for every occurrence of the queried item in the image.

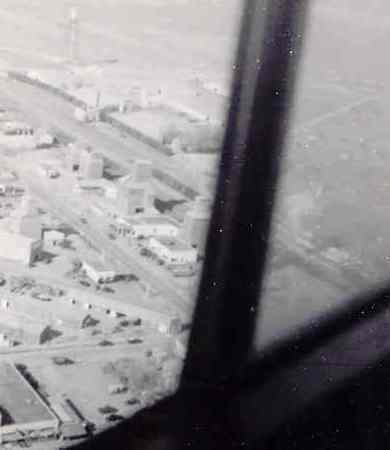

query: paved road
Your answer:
[0,333,171,360]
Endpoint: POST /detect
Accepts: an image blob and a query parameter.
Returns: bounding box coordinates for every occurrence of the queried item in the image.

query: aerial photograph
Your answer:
[0,0,387,447]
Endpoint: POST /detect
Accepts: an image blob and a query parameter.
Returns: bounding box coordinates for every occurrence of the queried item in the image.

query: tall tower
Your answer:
[69,6,79,63]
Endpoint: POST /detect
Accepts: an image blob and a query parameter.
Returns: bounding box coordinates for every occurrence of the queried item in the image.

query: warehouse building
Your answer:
[0,363,59,445]
[148,236,198,265]
[0,231,42,266]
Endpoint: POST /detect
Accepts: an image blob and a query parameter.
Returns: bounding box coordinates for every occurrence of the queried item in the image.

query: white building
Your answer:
[80,150,104,179]
[116,181,151,216]
[0,231,42,266]
[181,196,212,255]
[43,230,65,246]
[117,216,179,238]
[82,260,116,284]
[148,237,197,265]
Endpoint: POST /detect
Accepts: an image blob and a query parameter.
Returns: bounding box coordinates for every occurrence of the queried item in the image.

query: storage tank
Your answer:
[66,144,81,171]
[182,209,209,255]
[80,150,104,179]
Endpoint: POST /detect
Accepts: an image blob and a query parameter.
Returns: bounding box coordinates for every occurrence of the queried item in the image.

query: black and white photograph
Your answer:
[0,1,388,449]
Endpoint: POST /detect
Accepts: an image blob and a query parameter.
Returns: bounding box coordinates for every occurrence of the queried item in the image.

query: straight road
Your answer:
[20,168,192,318]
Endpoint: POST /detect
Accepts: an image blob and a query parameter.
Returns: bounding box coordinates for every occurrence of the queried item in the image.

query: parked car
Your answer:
[79,280,90,287]
[0,273,6,286]
[52,356,75,366]
[31,292,52,302]
[98,405,118,415]
[126,398,141,406]
[102,286,115,293]
[105,414,125,423]
[128,338,143,344]
[98,340,114,347]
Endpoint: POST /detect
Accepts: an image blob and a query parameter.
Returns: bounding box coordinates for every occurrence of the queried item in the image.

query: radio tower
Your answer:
[69,6,79,63]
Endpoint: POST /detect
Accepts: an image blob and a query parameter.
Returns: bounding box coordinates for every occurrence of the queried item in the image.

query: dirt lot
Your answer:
[9,332,181,428]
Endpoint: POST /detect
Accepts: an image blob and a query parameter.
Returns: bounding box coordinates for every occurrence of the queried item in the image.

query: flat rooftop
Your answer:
[119,215,178,227]
[83,259,114,272]
[152,236,193,251]
[136,216,179,226]
[0,230,40,246]
[0,363,56,425]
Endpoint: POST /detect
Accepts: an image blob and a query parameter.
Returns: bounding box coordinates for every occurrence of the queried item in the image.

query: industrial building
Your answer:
[0,363,59,445]
[148,236,198,265]
[66,143,81,171]
[181,196,211,255]
[7,195,43,240]
[0,231,42,266]
[82,259,116,284]
[116,179,151,216]
[79,149,104,179]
